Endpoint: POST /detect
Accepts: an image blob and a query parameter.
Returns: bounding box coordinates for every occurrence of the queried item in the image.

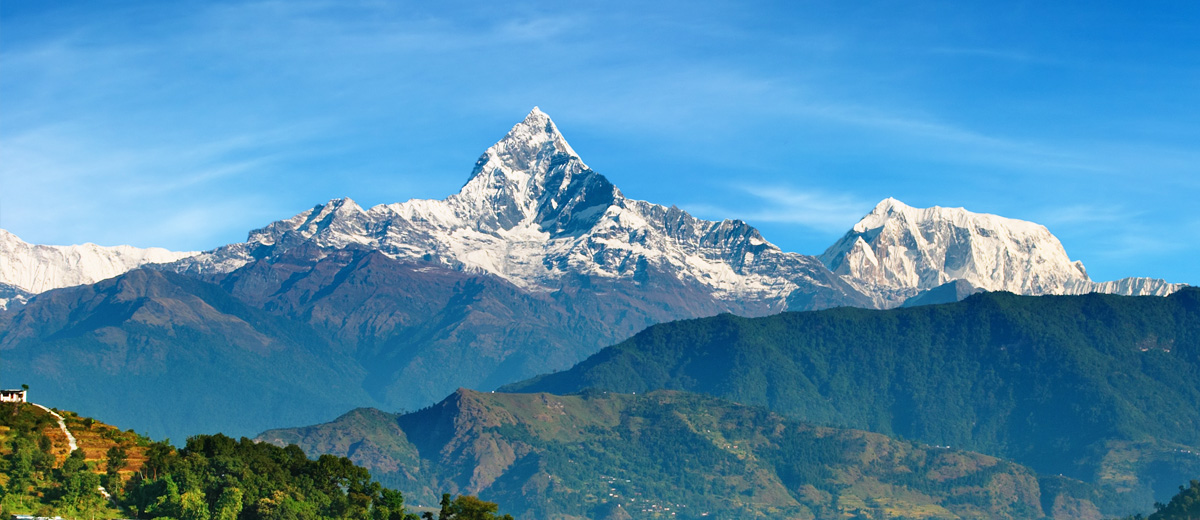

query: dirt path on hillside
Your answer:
[31,403,113,502]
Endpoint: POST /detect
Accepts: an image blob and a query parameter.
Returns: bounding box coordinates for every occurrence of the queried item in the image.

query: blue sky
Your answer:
[1,1,1197,284]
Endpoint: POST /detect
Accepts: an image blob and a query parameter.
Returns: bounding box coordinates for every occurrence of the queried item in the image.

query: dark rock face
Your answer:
[199,246,752,410]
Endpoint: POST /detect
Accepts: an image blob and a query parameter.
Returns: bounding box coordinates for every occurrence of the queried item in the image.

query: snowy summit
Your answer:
[174,108,860,310]
[820,197,1182,306]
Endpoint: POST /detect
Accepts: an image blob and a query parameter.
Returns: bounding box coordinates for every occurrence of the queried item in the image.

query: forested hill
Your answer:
[0,402,515,520]
[260,389,1130,520]
[502,288,1200,503]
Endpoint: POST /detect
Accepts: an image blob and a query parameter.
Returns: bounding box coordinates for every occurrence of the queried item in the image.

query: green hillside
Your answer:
[502,289,1200,505]
[260,389,1125,520]
[1,401,513,520]
[1,402,138,519]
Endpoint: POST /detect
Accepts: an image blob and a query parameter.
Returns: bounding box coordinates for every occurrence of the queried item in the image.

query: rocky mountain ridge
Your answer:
[0,281,32,310]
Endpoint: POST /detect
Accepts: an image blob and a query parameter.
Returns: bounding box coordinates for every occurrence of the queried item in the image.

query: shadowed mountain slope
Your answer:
[0,268,372,438]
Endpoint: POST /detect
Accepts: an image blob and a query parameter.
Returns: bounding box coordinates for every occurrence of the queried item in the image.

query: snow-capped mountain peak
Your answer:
[171,108,862,308]
[471,106,581,176]
[821,198,1180,305]
[451,107,617,234]
[820,199,1089,301]
[857,197,1051,240]
[248,197,367,247]
[0,229,197,304]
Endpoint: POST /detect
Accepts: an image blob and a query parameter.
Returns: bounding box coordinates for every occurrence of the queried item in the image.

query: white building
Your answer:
[0,389,27,402]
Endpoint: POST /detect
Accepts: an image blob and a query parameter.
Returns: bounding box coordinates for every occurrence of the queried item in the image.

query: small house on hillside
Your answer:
[1,389,27,402]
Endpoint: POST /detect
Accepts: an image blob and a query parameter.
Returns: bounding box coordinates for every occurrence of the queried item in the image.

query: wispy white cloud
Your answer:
[0,120,317,249]
[781,102,1108,173]
[193,1,587,58]
[1033,203,1197,282]
[1035,204,1137,227]
[685,184,870,233]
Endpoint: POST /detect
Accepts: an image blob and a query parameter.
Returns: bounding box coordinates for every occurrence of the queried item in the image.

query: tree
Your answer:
[60,449,87,474]
[372,488,406,520]
[445,495,513,520]
[438,494,451,520]
[448,495,498,520]
[103,444,129,497]
[213,487,243,520]
[107,445,128,474]
[179,490,209,520]
[1148,479,1200,520]
[143,440,176,479]
[147,475,183,519]
[6,439,36,493]
[55,450,102,511]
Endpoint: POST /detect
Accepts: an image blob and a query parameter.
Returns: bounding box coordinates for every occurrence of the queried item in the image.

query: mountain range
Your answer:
[2,109,1183,311]
[0,108,1188,442]
[170,108,864,310]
